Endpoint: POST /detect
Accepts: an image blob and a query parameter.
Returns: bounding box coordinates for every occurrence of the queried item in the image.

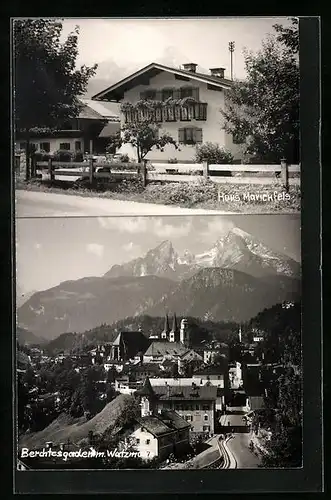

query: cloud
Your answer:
[123,241,140,252]
[97,217,193,239]
[200,218,234,242]
[86,243,104,258]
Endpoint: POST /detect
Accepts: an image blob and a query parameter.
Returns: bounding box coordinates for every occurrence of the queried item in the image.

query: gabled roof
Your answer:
[159,410,191,431]
[80,98,120,119]
[135,415,173,437]
[92,62,233,102]
[144,341,188,358]
[111,331,150,359]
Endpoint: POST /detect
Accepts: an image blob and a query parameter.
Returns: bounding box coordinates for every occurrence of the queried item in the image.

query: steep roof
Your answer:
[135,416,173,437]
[158,410,191,431]
[144,341,188,358]
[112,331,151,359]
[135,377,157,399]
[78,102,106,120]
[92,62,233,102]
[99,121,121,138]
[80,98,120,119]
[153,384,217,401]
[180,349,203,361]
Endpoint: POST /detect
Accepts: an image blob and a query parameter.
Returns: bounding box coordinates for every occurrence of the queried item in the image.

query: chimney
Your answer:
[182,63,198,73]
[209,67,226,79]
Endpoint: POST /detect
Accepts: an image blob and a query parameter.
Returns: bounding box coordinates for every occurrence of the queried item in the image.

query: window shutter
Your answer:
[192,87,199,101]
[173,89,181,100]
[194,128,203,143]
[178,128,185,143]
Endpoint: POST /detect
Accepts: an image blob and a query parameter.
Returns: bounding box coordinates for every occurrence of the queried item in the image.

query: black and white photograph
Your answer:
[13,17,300,217]
[16,214,302,470]
[12,15,322,494]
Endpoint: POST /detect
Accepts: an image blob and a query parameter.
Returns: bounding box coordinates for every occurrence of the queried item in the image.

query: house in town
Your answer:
[151,382,217,434]
[15,99,120,156]
[121,378,190,460]
[92,62,245,162]
[109,330,151,362]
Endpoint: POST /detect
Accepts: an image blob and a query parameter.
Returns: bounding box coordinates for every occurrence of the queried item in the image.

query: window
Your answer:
[195,103,207,121]
[19,142,26,150]
[141,90,156,100]
[204,414,209,421]
[180,87,199,100]
[40,142,50,152]
[178,127,203,145]
[202,405,210,411]
[136,438,140,444]
[75,141,81,151]
[203,425,210,432]
[195,404,200,410]
[146,439,150,445]
[185,415,192,422]
[31,143,39,151]
[59,143,71,150]
[162,88,174,101]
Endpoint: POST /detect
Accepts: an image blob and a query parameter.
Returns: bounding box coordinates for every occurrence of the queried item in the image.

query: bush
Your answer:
[73,151,84,162]
[115,177,145,194]
[33,150,52,162]
[119,153,130,163]
[195,143,233,176]
[145,178,218,207]
[53,149,75,162]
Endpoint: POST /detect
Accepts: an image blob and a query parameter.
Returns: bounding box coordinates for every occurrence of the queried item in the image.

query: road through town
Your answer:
[15,190,236,218]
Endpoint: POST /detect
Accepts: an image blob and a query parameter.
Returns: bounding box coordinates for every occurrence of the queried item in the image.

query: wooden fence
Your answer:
[35,158,300,191]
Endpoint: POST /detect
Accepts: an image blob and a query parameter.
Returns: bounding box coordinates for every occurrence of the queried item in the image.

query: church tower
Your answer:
[180,318,189,346]
[161,313,171,340]
[169,313,180,342]
[137,377,157,417]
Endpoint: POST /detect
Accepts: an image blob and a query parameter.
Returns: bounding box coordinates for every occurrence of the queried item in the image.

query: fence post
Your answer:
[48,157,54,182]
[203,160,209,180]
[15,154,20,175]
[30,154,35,178]
[140,160,147,187]
[89,157,94,185]
[280,158,289,191]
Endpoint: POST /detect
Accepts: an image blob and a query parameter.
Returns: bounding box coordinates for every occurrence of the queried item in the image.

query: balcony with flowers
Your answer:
[121,95,208,125]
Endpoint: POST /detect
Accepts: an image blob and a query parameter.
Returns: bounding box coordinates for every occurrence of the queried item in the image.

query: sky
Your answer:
[59,17,293,85]
[16,214,301,294]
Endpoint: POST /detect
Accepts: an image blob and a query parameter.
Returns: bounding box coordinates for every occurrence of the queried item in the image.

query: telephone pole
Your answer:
[228,41,235,81]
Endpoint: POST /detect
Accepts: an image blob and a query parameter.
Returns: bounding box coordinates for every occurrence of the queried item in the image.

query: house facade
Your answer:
[152,384,217,434]
[126,378,190,460]
[92,62,245,162]
[15,99,120,156]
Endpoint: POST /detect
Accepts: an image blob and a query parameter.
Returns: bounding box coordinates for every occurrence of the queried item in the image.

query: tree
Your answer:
[221,18,299,163]
[120,100,180,162]
[13,19,97,179]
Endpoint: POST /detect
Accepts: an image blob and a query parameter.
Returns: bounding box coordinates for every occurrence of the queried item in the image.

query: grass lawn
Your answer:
[15,178,301,214]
